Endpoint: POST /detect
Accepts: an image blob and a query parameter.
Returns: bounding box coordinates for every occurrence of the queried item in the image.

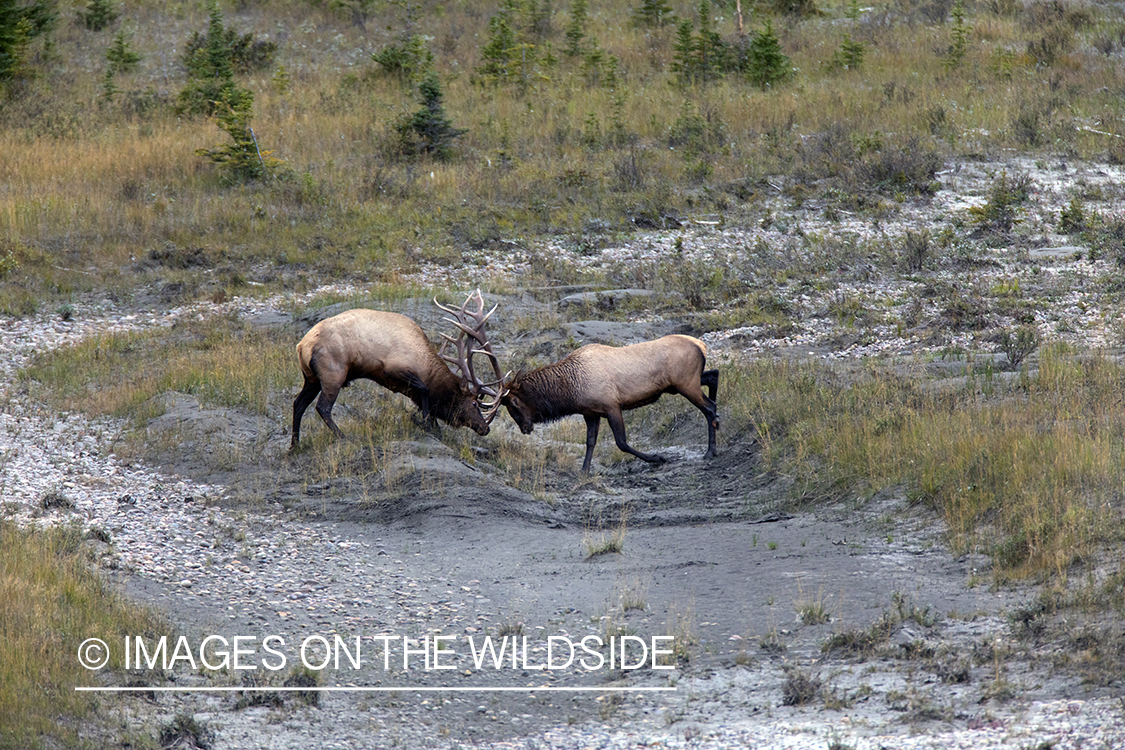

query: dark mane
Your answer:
[512,358,583,425]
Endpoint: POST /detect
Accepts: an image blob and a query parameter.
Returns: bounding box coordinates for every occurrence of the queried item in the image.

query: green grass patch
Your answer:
[21,316,295,421]
[0,521,167,750]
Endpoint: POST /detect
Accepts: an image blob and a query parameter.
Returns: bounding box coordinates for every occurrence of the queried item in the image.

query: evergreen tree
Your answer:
[475,6,543,91]
[832,0,866,70]
[196,93,285,183]
[0,0,55,91]
[527,0,554,40]
[564,0,587,57]
[944,0,970,69]
[80,0,120,32]
[106,27,140,74]
[746,19,790,89]
[671,18,697,83]
[476,11,518,84]
[695,0,726,82]
[632,0,674,28]
[397,70,467,160]
[372,33,433,83]
[177,2,254,116]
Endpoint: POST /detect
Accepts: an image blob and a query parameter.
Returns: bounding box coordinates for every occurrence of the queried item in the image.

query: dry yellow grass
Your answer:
[0,522,166,750]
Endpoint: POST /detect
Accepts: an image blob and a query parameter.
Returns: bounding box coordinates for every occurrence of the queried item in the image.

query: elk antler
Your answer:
[435,289,510,423]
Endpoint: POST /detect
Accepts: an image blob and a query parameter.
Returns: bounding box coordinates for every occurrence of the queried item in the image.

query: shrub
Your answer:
[1059,196,1085,234]
[372,33,433,82]
[969,171,1033,236]
[781,667,822,706]
[1081,213,1125,265]
[997,325,1040,368]
[857,137,942,195]
[901,229,932,272]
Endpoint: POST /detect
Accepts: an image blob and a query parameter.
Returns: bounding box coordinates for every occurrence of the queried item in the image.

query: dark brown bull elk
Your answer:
[290,293,496,450]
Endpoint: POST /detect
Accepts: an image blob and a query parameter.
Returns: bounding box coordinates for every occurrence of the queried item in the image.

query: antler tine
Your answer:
[434,290,511,424]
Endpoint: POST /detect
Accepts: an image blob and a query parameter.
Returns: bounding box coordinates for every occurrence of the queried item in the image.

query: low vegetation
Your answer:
[739,346,1125,580]
[1,0,1123,314]
[0,521,167,750]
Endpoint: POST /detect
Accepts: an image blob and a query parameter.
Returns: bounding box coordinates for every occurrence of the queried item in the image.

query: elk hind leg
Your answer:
[314,376,347,440]
[605,409,666,466]
[291,377,322,450]
[701,369,719,404]
[677,384,719,459]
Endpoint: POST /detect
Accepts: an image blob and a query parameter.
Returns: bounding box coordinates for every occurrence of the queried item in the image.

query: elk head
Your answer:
[434,289,511,425]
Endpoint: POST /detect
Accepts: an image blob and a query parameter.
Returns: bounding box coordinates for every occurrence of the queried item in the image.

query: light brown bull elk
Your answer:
[468,321,720,474]
[290,293,496,450]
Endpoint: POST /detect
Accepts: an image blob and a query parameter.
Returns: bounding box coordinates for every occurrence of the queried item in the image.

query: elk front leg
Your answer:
[582,414,601,474]
[404,371,441,434]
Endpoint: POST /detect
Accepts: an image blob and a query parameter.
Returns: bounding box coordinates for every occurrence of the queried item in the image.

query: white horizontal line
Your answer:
[76,686,675,693]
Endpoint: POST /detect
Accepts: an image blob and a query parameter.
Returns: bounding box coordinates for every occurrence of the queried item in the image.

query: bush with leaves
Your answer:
[395,71,467,160]
[997,325,1040,368]
[968,171,1033,237]
[1059,196,1085,234]
[1081,213,1125,264]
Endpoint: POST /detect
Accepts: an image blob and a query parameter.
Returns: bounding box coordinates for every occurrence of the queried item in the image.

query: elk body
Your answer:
[290,308,490,450]
[485,335,719,474]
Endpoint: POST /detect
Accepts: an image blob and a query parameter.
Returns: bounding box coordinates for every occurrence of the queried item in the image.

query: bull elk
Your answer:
[440,301,720,473]
[290,293,496,450]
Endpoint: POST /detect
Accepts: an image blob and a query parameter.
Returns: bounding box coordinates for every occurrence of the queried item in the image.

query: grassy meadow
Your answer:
[2,0,1124,316]
[5,0,1125,743]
